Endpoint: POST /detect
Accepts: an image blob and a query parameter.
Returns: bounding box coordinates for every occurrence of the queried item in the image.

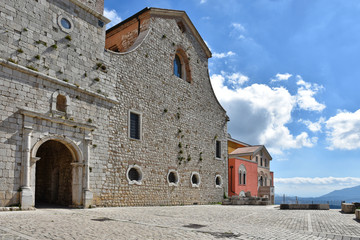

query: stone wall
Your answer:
[0,2,228,207]
[0,0,115,98]
[98,15,228,206]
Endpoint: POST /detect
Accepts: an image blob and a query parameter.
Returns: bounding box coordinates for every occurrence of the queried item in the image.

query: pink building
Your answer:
[228,138,274,204]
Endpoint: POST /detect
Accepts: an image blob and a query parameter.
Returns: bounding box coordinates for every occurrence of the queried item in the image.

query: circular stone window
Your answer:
[58,15,74,33]
[126,165,143,185]
[167,170,179,186]
[190,172,201,187]
[215,175,222,188]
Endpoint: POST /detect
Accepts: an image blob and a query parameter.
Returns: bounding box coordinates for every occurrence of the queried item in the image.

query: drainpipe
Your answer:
[230,166,234,193]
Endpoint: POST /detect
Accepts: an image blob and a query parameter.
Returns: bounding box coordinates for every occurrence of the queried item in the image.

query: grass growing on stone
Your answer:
[26,65,38,71]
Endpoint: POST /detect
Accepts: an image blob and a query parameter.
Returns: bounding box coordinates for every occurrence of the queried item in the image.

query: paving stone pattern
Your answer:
[0,205,359,240]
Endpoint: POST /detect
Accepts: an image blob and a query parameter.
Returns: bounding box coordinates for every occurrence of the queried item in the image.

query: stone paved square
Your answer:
[0,205,359,239]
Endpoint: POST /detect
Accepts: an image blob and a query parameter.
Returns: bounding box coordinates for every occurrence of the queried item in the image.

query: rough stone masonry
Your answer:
[0,0,228,208]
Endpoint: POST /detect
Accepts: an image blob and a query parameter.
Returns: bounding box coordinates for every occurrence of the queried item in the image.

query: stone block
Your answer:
[342,203,355,213]
[356,209,360,220]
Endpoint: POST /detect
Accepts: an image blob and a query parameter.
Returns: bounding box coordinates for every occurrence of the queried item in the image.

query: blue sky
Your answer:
[103,0,360,197]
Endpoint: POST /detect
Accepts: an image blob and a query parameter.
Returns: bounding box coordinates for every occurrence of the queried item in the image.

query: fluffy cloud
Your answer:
[104,8,122,28]
[296,75,325,112]
[212,51,236,59]
[299,117,325,132]
[275,177,360,197]
[200,0,207,3]
[210,73,317,154]
[270,73,292,83]
[326,109,360,150]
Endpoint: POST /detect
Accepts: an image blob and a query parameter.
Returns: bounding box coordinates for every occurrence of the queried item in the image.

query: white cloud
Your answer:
[270,73,292,83]
[200,0,207,3]
[212,51,236,59]
[299,117,325,132]
[210,72,317,154]
[275,177,360,197]
[296,75,325,112]
[326,109,360,150]
[275,176,360,185]
[231,23,246,32]
[104,8,122,28]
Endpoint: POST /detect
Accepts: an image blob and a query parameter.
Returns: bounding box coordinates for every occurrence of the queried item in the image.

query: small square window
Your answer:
[216,140,221,159]
[129,112,141,140]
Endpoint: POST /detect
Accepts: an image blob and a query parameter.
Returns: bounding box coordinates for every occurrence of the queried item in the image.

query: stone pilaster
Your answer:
[21,126,33,209]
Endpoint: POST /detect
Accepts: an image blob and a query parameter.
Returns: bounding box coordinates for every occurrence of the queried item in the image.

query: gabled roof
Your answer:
[106,7,212,58]
[229,145,272,160]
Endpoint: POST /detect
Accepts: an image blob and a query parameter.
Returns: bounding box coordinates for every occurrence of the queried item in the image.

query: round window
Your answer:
[60,18,71,29]
[167,170,179,186]
[190,172,201,187]
[128,168,140,181]
[126,165,143,185]
[58,15,73,33]
[215,175,222,188]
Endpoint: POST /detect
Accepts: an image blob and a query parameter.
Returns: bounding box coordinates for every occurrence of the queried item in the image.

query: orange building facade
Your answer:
[228,138,275,204]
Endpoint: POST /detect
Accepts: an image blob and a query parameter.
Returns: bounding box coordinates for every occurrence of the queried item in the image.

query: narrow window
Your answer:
[243,172,246,185]
[56,94,67,112]
[256,156,258,163]
[260,158,263,166]
[174,54,182,78]
[216,140,221,159]
[239,170,242,185]
[130,112,140,140]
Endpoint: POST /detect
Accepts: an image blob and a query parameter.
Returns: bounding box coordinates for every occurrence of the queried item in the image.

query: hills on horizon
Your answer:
[275,185,360,206]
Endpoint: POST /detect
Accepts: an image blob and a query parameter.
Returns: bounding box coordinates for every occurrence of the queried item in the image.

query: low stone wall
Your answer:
[280,204,329,210]
[341,203,356,214]
[356,209,360,220]
[222,196,271,206]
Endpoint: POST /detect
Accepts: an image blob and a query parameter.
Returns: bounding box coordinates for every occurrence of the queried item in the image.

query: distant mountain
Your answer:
[275,185,360,208]
[318,185,360,202]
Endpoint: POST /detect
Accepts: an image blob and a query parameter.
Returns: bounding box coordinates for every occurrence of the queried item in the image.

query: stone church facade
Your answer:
[0,0,228,208]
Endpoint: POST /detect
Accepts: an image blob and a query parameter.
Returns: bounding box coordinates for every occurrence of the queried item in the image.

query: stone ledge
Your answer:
[341,203,356,214]
[0,58,119,105]
[280,204,329,210]
[0,207,35,211]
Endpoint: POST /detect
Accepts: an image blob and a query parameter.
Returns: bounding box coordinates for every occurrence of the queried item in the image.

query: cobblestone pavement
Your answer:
[0,205,359,240]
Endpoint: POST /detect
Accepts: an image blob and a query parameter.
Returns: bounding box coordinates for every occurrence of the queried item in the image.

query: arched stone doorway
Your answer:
[35,140,73,207]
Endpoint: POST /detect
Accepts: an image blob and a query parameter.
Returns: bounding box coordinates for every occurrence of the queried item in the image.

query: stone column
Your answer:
[21,126,34,209]
[83,136,93,208]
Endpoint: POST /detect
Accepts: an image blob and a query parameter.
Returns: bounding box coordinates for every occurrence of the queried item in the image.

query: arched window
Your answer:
[259,176,263,187]
[174,54,182,78]
[56,94,67,112]
[173,48,192,83]
[239,164,246,185]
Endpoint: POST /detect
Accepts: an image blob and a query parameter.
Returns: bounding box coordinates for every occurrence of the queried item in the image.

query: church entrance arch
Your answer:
[35,140,73,206]
[31,136,84,207]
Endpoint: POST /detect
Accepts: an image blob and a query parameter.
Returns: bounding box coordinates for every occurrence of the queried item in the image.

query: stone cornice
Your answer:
[68,0,110,24]
[0,58,119,105]
[18,108,97,131]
